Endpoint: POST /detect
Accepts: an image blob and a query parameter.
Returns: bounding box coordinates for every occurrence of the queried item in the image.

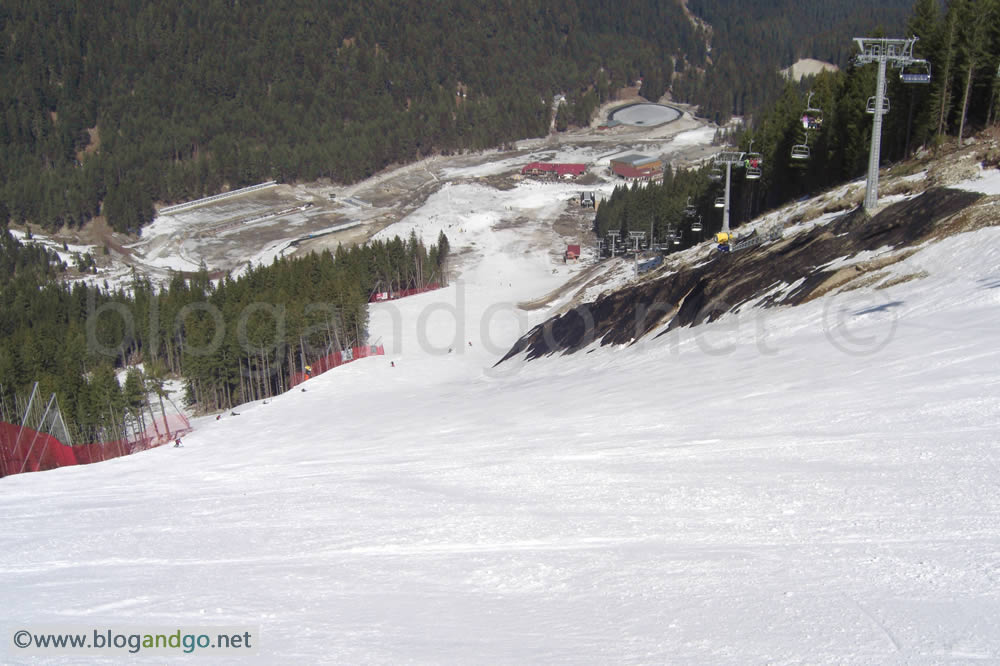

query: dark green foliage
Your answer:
[0,0,699,234]
[681,0,914,123]
[594,167,718,250]
[596,0,1000,247]
[0,229,449,430]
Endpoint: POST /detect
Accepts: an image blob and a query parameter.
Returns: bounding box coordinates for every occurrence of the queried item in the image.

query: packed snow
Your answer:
[3,158,1000,664]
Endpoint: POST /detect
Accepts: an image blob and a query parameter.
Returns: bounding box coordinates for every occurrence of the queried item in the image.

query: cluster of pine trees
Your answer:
[0,227,449,437]
[677,0,915,124]
[597,0,1000,248]
[0,0,702,234]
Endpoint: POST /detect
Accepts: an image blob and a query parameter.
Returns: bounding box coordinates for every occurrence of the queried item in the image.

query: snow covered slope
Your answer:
[3,164,1000,664]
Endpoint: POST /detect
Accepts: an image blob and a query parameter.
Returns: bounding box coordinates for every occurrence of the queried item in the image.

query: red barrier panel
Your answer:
[289,344,385,388]
[369,283,441,303]
[0,412,193,478]
[1,422,83,476]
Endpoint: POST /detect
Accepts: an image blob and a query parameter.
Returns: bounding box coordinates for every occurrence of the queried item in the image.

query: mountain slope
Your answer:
[3,142,1000,663]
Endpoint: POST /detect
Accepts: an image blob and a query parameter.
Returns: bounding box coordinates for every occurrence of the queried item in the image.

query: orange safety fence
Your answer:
[0,413,192,478]
[369,283,441,302]
[289,344,385,388]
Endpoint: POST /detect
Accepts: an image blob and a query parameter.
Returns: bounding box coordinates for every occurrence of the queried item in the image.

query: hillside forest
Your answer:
[2,0,998,442]
[596,0,1000,244]
[0,229,449,443]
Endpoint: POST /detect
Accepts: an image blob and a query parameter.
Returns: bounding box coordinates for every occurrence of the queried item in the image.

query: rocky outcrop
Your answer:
[499,187,984,364]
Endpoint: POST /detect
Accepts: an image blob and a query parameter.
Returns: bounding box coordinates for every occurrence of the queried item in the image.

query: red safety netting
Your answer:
[0,413,192,478]
[289,344,385,388]
[369,283,441,302]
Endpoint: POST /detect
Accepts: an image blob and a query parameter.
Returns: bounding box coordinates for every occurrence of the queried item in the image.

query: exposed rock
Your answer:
[499,187,985,364]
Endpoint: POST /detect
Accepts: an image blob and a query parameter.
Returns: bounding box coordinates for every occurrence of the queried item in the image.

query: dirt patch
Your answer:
[491,217,531,232]
[518,260,608,311]
[803,250,916,303]
[877,271,929,289]
[76,126,101,162]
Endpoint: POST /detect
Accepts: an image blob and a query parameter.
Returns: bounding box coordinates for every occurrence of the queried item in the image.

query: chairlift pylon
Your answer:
[866,96,890,114]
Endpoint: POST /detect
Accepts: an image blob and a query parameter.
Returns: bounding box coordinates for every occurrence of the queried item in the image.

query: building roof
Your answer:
[611,153,660,167]
[611,163,662,179]
[521,162,587,176]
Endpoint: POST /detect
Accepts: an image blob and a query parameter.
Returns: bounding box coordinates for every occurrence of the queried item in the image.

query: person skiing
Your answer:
[174,437,182,448]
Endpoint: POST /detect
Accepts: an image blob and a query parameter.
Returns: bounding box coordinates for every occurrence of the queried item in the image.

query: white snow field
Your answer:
[4,170,1000,664]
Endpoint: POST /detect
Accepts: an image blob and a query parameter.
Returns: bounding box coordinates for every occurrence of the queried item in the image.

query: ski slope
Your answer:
[3,172,1000,664]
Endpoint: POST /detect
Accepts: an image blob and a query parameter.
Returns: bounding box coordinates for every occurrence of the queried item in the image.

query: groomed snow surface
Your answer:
[4,176,1000,664]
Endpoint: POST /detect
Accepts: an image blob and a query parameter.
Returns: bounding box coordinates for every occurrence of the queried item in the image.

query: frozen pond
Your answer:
[608,103,682,127]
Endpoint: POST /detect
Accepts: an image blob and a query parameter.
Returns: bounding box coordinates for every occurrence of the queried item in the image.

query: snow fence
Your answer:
[0,413,192,478]
[289,344,385,388]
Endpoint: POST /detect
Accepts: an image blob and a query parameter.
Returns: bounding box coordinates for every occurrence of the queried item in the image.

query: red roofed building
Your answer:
[521,162,587,179]
[610,154,663,181]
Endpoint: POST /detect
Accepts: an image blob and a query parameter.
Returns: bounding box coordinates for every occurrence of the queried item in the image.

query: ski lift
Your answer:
[866,96,890,114]
[900,60,931,84]
[708,165,722,182]
[744,152,763,180]
[684,196,697,217]
[691,218,703,232]
[714,196,725,208]
[791,143,810,160]
[802,92,823,130]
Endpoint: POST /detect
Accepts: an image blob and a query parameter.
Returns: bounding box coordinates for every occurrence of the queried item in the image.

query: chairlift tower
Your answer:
[629,231,646,276]
[712,151,746,234]
[853,37,930,212]
[606,230,620,256]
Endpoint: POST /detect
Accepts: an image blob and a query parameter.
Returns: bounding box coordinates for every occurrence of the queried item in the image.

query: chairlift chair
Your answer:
[801,91,824,130]
[900,60,931,84]
[714,196,725,208]
[684,196,697,217]
[743,152,763,180]
[791,144,810,160]
[709,166,722,182]
[691,219,703,232]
